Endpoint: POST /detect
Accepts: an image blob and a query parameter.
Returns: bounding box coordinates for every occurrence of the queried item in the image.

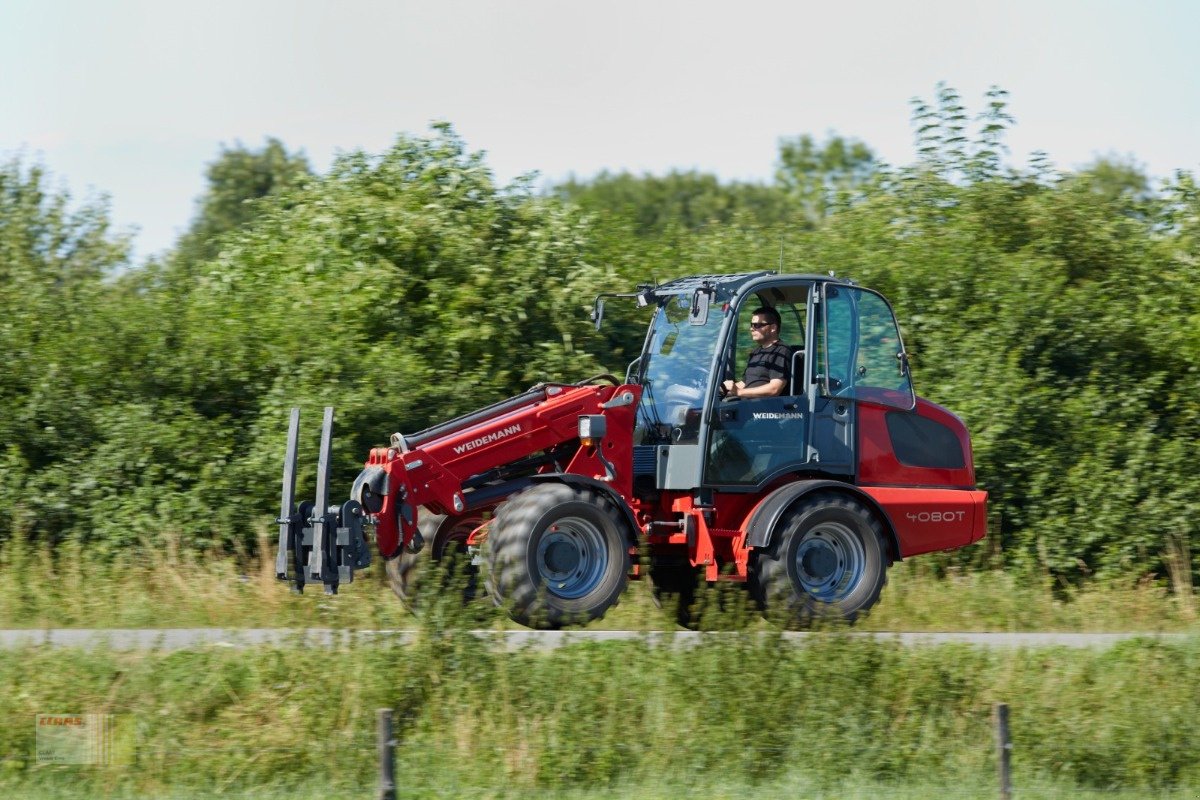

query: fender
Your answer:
[462,478,534,513]
[744,479,901,560]
[528,473,642,547]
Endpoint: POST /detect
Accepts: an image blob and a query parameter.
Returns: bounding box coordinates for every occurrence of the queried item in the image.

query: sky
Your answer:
[3,0,1199,262]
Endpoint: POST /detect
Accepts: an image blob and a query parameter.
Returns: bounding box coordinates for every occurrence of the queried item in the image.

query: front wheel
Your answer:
[487,483,631,629]
[750,492,889,627]
[386,512,486,611]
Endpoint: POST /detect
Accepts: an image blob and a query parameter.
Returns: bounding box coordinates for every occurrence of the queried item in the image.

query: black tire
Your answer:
[487,483,630,629]
[749,492,888,627]
[386,512,485,611]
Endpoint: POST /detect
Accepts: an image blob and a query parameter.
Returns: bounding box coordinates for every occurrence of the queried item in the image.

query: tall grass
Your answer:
[864,560,1196,632]
[12,776,1200,800]
[0,531,1194,632]
[1,583,1199,798]
[0,529,396,630]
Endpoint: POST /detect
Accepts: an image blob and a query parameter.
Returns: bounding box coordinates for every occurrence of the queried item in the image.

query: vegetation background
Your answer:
[2,83,1200,797]
[2,85,1196,599]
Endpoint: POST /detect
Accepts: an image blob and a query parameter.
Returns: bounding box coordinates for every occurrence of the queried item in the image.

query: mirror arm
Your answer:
[688,281,715,326]
[590,291,651,331]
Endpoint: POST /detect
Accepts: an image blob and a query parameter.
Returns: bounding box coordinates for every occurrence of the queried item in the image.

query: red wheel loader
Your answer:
[275,272,987,628]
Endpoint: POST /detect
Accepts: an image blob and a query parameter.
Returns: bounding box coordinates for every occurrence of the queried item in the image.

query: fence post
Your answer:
[994,702,1012,800]
[377,708,396,800]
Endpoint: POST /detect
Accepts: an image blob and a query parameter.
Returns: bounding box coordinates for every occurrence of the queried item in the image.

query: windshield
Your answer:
[636,295,725,444]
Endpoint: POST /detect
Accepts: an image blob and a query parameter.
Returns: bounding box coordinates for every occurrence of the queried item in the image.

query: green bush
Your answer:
[2,87,1198,592]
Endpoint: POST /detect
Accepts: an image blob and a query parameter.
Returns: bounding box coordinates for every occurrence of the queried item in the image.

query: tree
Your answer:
[0,159,130,543]
[110,124,622,549]
[774,133,879,225]
[173,138,312,267]
[556,170,793,237]
[3,90,1197,596]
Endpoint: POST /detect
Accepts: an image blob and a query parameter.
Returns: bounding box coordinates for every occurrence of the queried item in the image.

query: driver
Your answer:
[722,306,790,398]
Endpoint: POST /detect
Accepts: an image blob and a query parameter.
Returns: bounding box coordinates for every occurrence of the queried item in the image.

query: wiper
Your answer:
[639,378,668,442]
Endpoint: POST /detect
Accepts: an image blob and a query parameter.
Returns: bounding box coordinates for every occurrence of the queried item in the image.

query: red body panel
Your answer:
[370,384,640,557]
[418,386,636,500]
[857,397,976,488]
[856,396,986,556]
[859,486,987,557]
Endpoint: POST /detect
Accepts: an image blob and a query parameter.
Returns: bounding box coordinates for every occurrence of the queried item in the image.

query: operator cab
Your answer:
[630,272,915,493]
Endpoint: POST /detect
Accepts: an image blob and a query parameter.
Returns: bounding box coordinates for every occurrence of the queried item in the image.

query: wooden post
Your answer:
[377,708,396,800]
[994,702,1012,800]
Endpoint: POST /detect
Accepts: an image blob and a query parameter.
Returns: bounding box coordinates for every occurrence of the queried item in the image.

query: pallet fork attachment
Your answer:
[276,407,372,595]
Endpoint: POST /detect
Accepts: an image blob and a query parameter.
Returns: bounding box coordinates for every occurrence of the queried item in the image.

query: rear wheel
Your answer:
[750,492,888,627]
[386,511,486,611]
[487,483,630,629]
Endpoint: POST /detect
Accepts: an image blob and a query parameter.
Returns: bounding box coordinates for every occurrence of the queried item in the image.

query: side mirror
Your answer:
[591,297,606,331]
[689,288,710,326]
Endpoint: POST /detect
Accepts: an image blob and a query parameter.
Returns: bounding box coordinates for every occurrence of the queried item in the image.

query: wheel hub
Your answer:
[801,546,837,580]
[543,539,580,574]
[536,517,609,599]
[793,521,865,602]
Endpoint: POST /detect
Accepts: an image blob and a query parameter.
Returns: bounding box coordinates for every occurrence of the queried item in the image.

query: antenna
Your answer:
[778,234,785,271]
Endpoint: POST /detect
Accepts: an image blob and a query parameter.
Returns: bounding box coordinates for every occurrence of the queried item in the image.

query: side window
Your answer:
[777,303,806,395]
[820,287,855,391]
[775,302,805,355]
[886,411,965,468]
[820,286,915,410]
[725,300,805,394]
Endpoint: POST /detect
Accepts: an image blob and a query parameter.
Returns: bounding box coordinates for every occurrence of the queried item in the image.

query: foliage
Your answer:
[556,169,796,236]
[0,159,130,545]
[171,138,313,268]
[1,127,618,551]
[775,132,879,225]
[2,627,1200,795]
[0,88,1196,594]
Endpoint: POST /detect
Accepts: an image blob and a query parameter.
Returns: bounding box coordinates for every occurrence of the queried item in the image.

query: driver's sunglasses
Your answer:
[749,321,773,329]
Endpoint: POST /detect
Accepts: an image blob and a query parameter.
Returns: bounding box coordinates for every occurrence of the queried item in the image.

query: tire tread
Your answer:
[749,491,888,626]
[488,482,629,629]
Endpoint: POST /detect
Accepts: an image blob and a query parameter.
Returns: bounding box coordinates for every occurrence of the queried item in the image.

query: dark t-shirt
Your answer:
[744,342,791,389]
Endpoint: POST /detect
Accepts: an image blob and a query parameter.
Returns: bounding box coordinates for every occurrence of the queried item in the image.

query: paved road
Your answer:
[0,628,1191,651]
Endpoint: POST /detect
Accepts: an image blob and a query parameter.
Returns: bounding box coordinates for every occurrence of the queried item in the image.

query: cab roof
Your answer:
[653,271,854,299]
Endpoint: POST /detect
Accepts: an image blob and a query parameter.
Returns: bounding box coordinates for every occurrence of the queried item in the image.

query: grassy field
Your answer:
[14,776,1200,800]
[1,583,1199,799]
[0,531,1194,632]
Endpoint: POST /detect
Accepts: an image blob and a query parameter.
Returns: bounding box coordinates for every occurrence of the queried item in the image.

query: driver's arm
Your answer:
[729,378,785,398]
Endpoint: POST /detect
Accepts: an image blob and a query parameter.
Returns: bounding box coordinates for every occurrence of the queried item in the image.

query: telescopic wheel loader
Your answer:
[276,272,987,628]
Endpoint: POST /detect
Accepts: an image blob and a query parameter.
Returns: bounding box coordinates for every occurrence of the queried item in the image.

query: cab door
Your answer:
[810,283,915,477]
[703,289,810,487]
[816,284,915,411]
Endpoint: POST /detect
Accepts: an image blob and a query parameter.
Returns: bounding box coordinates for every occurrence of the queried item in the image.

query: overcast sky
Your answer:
[3,0,1198,262]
